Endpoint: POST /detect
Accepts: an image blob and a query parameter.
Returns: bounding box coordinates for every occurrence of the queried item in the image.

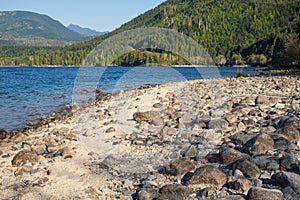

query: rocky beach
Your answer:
[0,75,299,200]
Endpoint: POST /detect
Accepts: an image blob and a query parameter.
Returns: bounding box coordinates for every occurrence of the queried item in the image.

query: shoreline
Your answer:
[0,64,270,68]
[0,72,287,133]
[0,74,299,199]
[1,72,299,134]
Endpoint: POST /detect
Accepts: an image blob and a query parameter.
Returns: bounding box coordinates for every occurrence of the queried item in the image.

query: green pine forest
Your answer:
[0,0,300,69]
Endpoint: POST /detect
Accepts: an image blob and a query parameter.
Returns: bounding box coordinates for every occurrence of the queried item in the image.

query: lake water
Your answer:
[0,66,258,132]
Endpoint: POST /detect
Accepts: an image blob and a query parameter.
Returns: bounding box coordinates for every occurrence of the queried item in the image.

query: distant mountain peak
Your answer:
[0,11,87,46]
[67,24,108,36]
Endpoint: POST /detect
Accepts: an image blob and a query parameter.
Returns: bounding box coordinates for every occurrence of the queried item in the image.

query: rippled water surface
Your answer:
[0,66,258,131]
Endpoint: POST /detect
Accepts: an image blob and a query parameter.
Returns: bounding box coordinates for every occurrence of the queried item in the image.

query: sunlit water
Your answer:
[0,66,258,132]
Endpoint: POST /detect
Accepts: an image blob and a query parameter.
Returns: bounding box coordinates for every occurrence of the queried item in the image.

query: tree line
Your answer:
[0,0,299,69]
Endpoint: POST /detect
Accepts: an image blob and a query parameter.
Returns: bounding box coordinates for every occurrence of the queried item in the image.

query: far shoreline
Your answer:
[0,64,265,68]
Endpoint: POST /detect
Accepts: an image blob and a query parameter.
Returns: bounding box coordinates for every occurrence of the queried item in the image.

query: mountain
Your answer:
[0,11,87,46]
[67,24,108,36]
[1,0,300,67]
[63,0,300,66]
[110,0,300,58]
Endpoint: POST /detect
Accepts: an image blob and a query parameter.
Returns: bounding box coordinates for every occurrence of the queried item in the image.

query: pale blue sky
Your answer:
[1,0,165,31]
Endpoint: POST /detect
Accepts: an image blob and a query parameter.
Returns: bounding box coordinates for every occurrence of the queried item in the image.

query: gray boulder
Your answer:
[11,150,39,167]
[232,159,261,179]
[157,184,191,200]
[220,147,249,165]
[276,117,300,142]
[186,165,227,190]
[247,187,283,200]
[271,171,300,193]
[165,157,195,176]
[242,133,274,155]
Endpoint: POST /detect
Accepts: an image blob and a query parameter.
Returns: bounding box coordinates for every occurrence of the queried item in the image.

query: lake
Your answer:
[0,66,258,132]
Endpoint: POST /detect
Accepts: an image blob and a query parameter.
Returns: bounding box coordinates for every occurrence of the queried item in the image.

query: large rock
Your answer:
[247,187,283,200]
[231,178,252,195]
[271,171,300,193]
[230,132,257,146]
[220,147,249,165]
[255,95,270,105]
[232,159,260,178]
[186,165,227,190]
[276,117,300,142]
[158,184,191,199]
[138,187,159,200]
[133,111,160,123]
[252,156,279,170]
[278,154,299,171]
[165,157,195,176]
[242,133,274,155]
[133,111,151,123]
[270,134,291,150]
[11,150,39,167]
[0,129,8,140]
[281,186,300,200]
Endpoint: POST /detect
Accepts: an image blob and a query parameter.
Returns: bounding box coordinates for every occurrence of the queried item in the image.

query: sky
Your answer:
[1,0,165,31]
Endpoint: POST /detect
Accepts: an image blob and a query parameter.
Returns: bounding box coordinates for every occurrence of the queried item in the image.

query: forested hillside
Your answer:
[0,11,87,47]
[1,0,300,67]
